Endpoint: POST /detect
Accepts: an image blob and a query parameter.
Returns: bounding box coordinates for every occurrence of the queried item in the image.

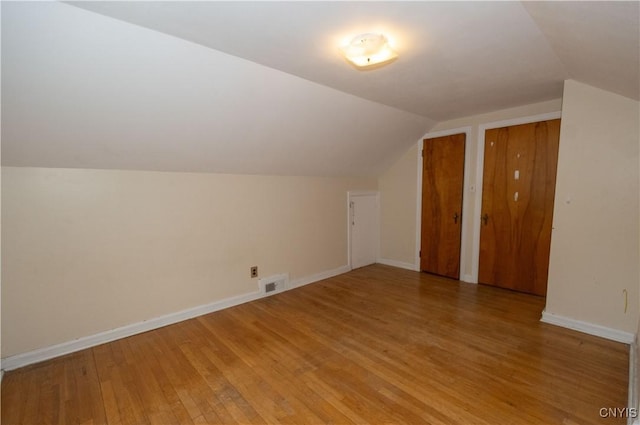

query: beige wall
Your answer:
[378,144,420,268]
[1,167,376,357]
[379,99,563,277]
[546,80,640,333]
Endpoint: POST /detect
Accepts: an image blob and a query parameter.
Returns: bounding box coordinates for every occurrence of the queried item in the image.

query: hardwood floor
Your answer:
[2,265,629,424]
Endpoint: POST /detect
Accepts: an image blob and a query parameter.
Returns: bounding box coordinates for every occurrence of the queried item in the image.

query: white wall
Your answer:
[545,80,639,334]
[2,2,431,178]
[1,167,376,358]
[379,99,562,278]
[378,144,420,269]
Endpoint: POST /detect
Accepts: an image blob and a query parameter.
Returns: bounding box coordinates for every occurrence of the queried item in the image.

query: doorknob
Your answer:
[453,212,459,224]
[481,213,489,225]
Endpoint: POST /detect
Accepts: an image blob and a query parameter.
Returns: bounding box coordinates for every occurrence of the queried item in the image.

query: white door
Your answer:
[349,192,379,269]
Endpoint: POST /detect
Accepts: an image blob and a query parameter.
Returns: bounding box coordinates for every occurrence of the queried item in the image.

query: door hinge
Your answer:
[419,250,422,257]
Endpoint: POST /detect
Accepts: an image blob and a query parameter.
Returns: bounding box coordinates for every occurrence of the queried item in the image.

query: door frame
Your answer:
[347,191,380,270]
[471,111,562,283]
[416,127,472,279]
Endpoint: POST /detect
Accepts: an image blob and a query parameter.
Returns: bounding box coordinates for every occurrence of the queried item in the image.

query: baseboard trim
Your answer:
[541,311,635,344]
[2,265,350,371]
[1,290,263,371]
[289,265,350,289]
[377,258,418,271]
[461,274,475,283]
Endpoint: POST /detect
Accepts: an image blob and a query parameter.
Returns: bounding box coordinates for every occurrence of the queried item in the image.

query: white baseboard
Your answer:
[1,290,262,371]
[1,265,350,371]
[289,265,350,289]
[377,258,419,271]
[541,311,635,344]
[375,259,477,281]
[461,274,475,283]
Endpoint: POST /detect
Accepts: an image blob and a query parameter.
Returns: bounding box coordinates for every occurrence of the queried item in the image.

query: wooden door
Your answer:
[478,119,560,296]
[350,193,378,269]
[420,134,465,279]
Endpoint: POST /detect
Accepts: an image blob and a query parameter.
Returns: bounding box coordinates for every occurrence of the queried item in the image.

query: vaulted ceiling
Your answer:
[2,1,638,177]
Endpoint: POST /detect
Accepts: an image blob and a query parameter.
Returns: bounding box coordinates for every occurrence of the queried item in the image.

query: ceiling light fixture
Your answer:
[341,33,398,69]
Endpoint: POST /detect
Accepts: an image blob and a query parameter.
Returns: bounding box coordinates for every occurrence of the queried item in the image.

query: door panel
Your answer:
[351,194,378,269]
[478,119,560,296]
[420,133,465,279]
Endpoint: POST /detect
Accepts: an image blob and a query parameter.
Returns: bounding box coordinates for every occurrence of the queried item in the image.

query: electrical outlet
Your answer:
[250,266,258,278]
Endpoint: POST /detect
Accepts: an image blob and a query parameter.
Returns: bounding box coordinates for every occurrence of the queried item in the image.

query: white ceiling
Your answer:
[68,1,639,118]
[2,1,638,177]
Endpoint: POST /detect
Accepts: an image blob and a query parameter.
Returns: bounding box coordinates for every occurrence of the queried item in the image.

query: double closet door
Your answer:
[420,119,560,297]
[478,119,560,296]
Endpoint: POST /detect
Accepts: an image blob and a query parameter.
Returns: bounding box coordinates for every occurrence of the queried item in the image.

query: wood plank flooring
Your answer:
[2,265,629,424]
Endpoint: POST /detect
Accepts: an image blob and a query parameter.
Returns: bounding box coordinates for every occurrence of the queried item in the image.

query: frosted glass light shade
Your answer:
[341,33,398,68]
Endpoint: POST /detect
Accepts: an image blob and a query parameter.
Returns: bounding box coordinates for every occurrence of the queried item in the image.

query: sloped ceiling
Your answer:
[523,1,639,102]
[2,1,638,177]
